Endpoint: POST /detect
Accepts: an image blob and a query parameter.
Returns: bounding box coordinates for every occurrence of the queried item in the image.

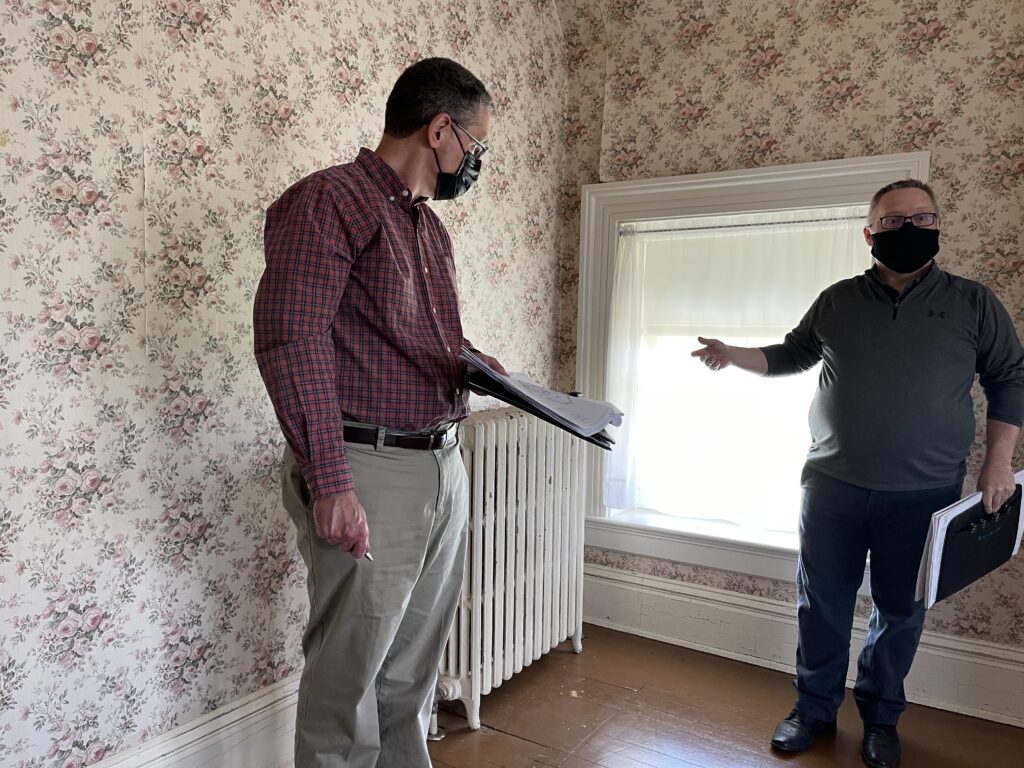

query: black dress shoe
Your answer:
[862,724,901,767]
[770,709,837,753]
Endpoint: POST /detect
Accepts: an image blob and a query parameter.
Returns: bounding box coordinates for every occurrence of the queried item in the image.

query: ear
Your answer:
[426,113,451,149]
[862,226,874,248]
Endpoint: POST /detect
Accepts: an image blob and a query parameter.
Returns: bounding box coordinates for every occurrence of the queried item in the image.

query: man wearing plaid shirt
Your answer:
[253,58,505,768]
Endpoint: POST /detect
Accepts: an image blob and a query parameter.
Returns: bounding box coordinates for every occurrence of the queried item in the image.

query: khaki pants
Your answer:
[281,430,468,768]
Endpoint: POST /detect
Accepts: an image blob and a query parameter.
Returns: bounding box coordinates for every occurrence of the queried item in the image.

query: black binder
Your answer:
[934,484,1022,603]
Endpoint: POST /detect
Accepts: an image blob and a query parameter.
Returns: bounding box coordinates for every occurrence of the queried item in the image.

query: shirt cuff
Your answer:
[299,448,355,500]
[759,344,798,376]
[986,406,1024,429]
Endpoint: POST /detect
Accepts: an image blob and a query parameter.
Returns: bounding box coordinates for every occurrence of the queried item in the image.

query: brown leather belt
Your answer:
[342,424,456,451]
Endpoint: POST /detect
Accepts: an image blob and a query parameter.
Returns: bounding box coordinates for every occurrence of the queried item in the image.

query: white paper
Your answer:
[505,373,623,436]
[461,348,623,437]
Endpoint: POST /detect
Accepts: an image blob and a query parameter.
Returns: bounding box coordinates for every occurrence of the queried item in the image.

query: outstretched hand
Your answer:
[690,336,733,371]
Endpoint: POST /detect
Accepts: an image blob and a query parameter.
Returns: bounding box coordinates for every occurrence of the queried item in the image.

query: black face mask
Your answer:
[870,224,940,274]
[433,148,481,200]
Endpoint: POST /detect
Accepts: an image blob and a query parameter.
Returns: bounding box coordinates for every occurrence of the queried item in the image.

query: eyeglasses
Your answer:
[451,120,488,159]
[873,213,938,230]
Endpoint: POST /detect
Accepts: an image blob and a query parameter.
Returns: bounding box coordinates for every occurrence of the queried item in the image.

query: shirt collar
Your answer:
[867,261,939,299]
[355,148,424,209]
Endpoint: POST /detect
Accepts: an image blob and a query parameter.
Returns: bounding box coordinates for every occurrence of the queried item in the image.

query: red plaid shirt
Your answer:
[254,148,469,500]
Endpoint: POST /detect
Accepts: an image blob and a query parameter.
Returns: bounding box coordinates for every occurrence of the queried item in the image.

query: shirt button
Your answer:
[446,346,451,353]
[432,307,437,314]
[456,388,461,395]
[402,190,409,197]
[388,195,395,202]
[424,267,430,274]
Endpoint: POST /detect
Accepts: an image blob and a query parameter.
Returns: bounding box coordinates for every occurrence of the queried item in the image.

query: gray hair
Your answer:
[868,179,939,222]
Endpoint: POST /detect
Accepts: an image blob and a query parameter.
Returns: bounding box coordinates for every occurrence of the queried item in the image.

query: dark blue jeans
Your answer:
[794,466,962,725]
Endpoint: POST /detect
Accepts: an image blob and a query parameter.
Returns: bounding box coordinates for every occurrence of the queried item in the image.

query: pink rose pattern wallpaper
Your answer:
[572,0,1024,649]
[1,0,1022,763]
[553,0,606,393]
[0,0,569,764]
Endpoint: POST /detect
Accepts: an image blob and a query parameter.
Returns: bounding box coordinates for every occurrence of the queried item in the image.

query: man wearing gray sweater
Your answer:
[692,179,1024,768]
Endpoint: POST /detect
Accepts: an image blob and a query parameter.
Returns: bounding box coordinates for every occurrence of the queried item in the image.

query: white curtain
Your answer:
[604,225,644,510]
[603,206,870,533]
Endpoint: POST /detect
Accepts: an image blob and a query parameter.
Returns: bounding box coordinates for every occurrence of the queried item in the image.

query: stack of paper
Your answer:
[915,469,1024,609]
[461,347,623,450]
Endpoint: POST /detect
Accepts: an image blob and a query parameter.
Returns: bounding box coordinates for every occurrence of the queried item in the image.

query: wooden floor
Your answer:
[429,624,1024,768]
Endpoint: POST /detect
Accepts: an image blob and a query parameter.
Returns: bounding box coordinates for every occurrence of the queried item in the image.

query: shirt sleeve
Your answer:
[976,288,1024,427]
[253,178,358,500]
[759,293,825,376]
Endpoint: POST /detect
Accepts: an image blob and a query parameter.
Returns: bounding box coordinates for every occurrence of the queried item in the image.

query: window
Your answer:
[577,152,930,579]
[604,208,870,546]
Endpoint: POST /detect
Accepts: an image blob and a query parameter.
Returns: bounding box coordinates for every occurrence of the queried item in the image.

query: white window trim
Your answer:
[586,516,801,581]
[578,151,931,583]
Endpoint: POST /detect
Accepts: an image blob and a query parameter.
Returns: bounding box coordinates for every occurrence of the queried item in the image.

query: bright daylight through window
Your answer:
[603,205,871,547]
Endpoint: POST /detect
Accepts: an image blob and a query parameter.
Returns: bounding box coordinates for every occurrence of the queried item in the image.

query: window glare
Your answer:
[604,203,870,541]
[631,335,819,535]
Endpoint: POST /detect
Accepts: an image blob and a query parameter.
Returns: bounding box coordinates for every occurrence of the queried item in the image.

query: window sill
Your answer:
[585,513,798,583]
[585,512,871,595]
[612,509,799,550]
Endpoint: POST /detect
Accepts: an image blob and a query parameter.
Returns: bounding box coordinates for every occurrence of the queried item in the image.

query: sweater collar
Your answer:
[867,262,940,301]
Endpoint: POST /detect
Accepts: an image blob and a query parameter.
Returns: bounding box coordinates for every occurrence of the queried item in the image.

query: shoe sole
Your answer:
[770,726,836,753]
[771,740,811,753]
[861,751,900,768]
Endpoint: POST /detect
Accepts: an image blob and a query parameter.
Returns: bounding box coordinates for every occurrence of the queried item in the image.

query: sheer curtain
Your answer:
[604,225,643,510]
[604,206,870,536]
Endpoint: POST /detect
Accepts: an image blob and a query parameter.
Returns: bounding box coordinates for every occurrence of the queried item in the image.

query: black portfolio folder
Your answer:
[934,484,1022,603]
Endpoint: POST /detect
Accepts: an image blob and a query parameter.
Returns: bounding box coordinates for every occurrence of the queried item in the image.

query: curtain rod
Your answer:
[621,215,866,237]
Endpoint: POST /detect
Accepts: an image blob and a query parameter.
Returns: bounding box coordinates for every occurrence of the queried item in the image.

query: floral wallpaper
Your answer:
[0,0,569,764]
[552,0,607,392]
[572,0,1024,647]
[2,0,1022,764]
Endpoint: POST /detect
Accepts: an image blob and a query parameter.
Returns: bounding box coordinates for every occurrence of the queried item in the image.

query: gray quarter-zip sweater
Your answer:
[760,264,1024,491]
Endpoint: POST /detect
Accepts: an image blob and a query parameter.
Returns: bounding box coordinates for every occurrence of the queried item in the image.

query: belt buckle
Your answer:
[375,426,386,452]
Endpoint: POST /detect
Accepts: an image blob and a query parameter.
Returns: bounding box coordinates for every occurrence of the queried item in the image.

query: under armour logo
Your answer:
[928,310,946,318]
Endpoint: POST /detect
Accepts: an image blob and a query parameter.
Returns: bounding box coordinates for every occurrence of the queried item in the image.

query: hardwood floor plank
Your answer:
[431,715,574,768]
[429,624,1024,768]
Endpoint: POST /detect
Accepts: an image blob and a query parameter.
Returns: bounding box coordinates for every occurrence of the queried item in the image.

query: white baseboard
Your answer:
[93,677,298,768]
[583,564,1024,727]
